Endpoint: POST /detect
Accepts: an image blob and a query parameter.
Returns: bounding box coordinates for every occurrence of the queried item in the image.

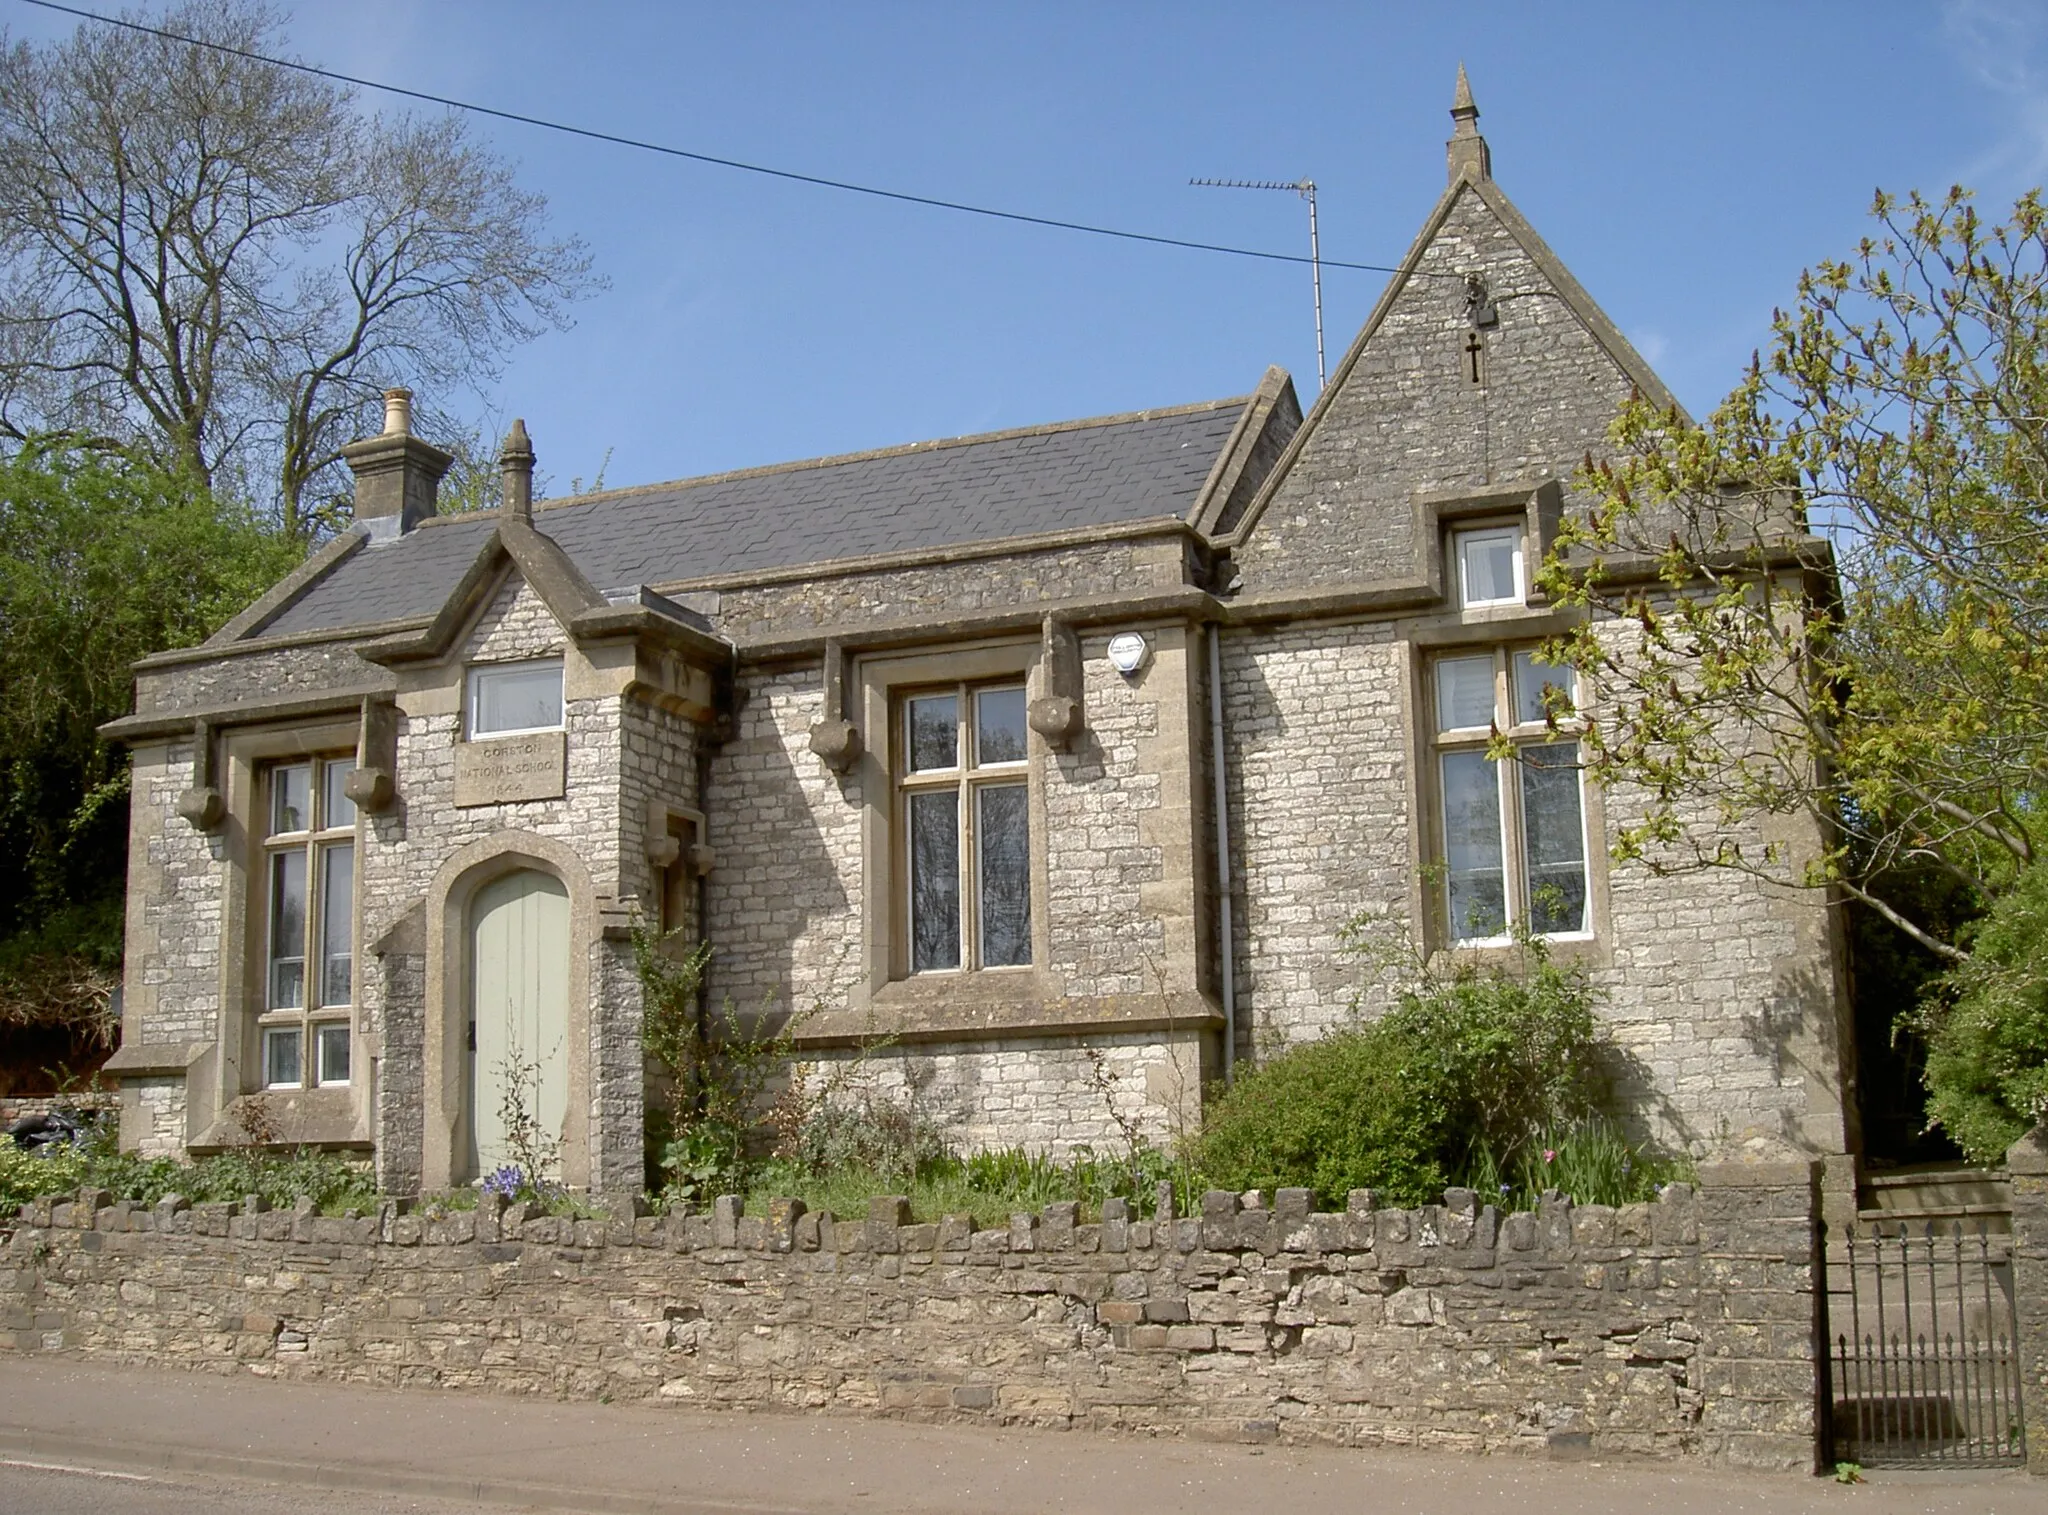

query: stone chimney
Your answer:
[1446,63,1491,185]
[342,387,452,539]
[498,418,535,521]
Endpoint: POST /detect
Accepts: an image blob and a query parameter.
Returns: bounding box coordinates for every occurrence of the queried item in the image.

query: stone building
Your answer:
[100,78,1857,1196]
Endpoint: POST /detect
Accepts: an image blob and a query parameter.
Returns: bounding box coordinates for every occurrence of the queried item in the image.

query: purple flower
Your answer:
[481,1164,524,1198]
[1542,1149,1556,1164]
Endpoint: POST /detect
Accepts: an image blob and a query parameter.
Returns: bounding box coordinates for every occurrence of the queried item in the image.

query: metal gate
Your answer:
[1826,1220,2024,1468]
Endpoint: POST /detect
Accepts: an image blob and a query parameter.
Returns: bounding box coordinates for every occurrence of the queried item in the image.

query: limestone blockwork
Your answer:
[2,1163,1823,1468]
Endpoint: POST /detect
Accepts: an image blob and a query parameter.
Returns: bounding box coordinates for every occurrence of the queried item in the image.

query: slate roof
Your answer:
[258,399,1249,640]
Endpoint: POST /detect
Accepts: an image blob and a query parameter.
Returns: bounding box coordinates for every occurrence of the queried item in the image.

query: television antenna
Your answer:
[1190,177,1325,390]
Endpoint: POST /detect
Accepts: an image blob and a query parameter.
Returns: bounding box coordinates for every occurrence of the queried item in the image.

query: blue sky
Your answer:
[14,1,2048,496]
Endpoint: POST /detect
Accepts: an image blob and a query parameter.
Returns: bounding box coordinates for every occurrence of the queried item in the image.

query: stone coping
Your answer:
[11,1181,1711,1262]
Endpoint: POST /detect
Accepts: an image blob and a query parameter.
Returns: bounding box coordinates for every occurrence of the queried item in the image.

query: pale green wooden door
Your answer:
[468,869,570,1181]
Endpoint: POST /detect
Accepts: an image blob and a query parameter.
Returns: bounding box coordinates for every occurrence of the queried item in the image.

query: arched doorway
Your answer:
[467,869,570,1181]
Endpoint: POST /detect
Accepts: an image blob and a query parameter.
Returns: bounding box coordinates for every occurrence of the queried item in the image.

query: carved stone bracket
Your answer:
[1027,616,1085,750]
[175,718,224,831]
[343,697,398,812]
[806,637,863,773]
[646,797,714,876]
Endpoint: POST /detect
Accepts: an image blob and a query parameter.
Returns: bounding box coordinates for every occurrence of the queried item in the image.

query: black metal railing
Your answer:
[1829,1221,2023,1468]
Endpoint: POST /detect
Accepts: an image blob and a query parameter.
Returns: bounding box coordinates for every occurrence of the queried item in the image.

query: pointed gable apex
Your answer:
[355,515,724,672]
[1220,68,1687,581]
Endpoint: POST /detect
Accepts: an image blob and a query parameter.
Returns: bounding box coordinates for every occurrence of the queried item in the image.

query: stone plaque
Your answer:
[453,730,567,807]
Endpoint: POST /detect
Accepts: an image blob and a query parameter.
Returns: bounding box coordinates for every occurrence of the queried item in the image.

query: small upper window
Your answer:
[468,659,564,738]
[1455,526,1524,609]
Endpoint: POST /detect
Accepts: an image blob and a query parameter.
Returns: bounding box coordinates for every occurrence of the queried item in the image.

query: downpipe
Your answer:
[1206,622,1237,1086]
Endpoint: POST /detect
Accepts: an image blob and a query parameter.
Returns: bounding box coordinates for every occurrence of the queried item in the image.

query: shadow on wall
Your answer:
[1742,953,1856,1160]
[1599,1037,1703,1160]
[704,680,854,1021]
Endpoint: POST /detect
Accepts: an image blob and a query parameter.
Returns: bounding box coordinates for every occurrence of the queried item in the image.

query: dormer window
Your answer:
[1455,525,1524,609]
[468,658,564,738]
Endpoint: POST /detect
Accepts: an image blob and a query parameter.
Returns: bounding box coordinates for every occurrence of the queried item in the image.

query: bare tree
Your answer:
[0,1,597,538]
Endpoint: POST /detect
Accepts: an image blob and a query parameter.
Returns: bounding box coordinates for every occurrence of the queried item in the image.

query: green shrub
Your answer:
[1189,1028,1448,1206]
[1919,859,2048,1164]
[778,1091,951,1186]
[0,1112,375,1218]
[1192,942,1607,1207]
[0,1142,88,1213]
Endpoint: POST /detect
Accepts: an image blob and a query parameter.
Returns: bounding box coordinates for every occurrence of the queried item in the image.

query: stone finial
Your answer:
[1446,63,1492,185]
[499,418,535,520]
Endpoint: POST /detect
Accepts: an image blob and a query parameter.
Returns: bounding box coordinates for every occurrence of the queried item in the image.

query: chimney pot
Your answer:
[342,388,450,538]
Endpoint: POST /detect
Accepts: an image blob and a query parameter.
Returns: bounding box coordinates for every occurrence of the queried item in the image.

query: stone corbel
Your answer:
[175,718,224,831]
[646,798,715,876]
[806,637,863,773]
[343,696,398,813]
[1027,616,1085,750]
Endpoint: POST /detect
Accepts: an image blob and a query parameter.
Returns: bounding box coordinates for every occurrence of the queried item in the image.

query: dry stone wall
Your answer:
[1,1164,1821,1469]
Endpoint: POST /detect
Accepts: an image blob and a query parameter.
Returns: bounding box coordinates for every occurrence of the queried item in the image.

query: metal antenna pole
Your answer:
[1303,182,1324,391]
[1191,176,1326,391]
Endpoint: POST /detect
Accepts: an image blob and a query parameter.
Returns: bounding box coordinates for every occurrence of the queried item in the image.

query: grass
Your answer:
[741,1145,1194,1225]
[1464,1118,1695,1212]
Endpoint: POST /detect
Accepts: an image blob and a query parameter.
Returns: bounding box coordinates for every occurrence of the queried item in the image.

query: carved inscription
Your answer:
[452,730,567,807]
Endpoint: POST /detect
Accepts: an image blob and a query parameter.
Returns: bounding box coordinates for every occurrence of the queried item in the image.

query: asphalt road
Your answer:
[5,1358,2047,1515]
[0,1460,491,1515]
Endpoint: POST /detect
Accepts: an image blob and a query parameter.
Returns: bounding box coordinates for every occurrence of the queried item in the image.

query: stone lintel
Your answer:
[101,684,394,746]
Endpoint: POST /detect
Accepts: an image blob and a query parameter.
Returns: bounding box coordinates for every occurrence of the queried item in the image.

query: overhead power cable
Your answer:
[19,0,1459,281]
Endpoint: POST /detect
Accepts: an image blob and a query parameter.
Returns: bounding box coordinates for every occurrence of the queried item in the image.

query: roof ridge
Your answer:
[517,393,1252,516]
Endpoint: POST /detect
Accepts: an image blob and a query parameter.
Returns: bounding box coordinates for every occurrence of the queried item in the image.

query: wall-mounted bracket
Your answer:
[343,697,398,812]
[646,797,714,876]
[175,718,224,831]
[1027,616,1085,750]
[806,637,863,773]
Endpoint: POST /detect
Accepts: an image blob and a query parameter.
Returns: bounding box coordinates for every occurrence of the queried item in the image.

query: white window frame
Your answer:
[1430,645,1592,947]
[895,680,1034,976]
[466,657,565,739]
[1454,524,1526,609]
[258,755,358,1090]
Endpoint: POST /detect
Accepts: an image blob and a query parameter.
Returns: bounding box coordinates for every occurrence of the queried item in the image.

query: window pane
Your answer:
[1521,742,1588,934]
[263,1026,302,1089]
[470,660,564,735]
[975,687,1028,766]
[268,850,307,1009]
[1441,750,1507,941]
[316,1024,351,1086]
[271,764,311,835]
[978,784,1031,967]
[907,694,959,772]
[1459,528,1522,606]
[323,758,358,830]
[320,843,354,1007]
[908,789,961,970]
[1435,655,1496,732]
[1513,652,1574,727]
